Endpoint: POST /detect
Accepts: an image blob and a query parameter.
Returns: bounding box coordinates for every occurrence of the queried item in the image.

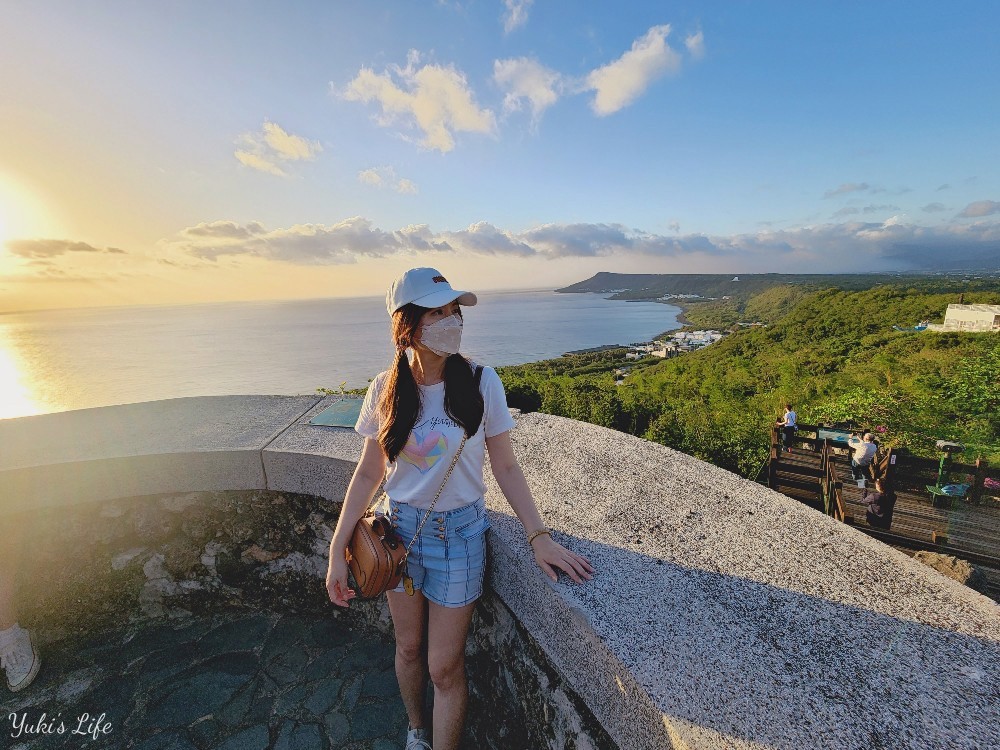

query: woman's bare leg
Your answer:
[387,590,429,730]
[426,600,476,750]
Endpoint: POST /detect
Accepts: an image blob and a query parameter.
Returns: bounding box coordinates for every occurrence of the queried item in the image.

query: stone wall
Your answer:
[2,395,998,750]
[4,488,614,750]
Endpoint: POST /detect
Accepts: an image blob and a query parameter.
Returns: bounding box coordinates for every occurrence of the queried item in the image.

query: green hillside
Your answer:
[499,283,1000,478]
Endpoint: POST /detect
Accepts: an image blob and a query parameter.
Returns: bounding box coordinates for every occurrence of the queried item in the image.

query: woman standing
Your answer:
[325,268,594,750]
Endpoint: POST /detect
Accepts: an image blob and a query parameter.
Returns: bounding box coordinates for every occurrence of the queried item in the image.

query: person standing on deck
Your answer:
[776,404,797,453]
[847,432,878,481]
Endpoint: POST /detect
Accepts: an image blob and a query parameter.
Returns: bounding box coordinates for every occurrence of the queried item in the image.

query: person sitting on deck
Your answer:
[862,479,895,530]
[847,432,878,481]
[776,404,797,453]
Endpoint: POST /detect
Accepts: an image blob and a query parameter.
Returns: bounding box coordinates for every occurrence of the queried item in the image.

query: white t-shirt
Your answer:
[848,436,878,465]
[354,362,517,511]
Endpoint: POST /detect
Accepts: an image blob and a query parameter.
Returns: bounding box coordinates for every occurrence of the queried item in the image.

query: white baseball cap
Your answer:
[386,267,478,315]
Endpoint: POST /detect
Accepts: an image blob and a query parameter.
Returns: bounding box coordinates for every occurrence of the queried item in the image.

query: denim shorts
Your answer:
[376,496,490,608]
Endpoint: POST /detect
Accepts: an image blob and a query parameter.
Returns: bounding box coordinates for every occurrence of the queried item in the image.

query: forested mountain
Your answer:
[500,281,1000,478]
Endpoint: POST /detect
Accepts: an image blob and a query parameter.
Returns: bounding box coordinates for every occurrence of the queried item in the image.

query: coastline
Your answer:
[562,344,626,355]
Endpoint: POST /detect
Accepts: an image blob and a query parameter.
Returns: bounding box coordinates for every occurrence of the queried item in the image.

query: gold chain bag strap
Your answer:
[346,432,469,599]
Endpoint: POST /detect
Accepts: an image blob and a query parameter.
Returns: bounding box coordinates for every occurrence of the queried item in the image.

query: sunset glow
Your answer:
[2,2,998,314]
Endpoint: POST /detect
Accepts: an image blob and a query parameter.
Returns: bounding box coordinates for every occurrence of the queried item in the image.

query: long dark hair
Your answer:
[377,302,485,463]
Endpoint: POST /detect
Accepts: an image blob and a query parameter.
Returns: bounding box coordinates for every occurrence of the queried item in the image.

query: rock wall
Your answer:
[5,489,614,750]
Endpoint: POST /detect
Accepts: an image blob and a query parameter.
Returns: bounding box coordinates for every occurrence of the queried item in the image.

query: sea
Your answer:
[0,289,681,420]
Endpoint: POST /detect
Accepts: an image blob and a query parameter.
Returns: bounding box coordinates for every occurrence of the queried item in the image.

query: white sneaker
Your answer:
[0,625,41,692]
[405,726,432,750]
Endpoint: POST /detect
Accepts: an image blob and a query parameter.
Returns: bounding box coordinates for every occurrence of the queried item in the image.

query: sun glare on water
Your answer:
[0,341,43,420]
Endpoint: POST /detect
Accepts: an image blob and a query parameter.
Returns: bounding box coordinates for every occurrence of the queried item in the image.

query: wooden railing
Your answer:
[823,445,846,522]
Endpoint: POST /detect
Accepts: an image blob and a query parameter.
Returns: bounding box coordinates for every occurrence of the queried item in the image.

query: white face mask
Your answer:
[419,314,463,356]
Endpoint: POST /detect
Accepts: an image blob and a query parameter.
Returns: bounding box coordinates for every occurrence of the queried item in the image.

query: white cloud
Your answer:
[685,30,705,60]
[261,122,322,161]
[164,216,1000,271]
[862,204,900,215]
[234,150,287,176]
[502,0,533,33]
[585,25,683,116]
[823,182,870,198]
[234,121,322,176]
[5,239,126,258]
[358,166,419,194]
[341,51,496,153]
[396,179,418,194]
[958,200,1000,218]
[493,57,563,124]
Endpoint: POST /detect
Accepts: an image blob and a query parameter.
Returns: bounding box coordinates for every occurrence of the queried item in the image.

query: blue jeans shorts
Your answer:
[376,496,490,608]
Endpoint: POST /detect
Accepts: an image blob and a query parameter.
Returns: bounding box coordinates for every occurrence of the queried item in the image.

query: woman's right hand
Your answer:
[326,552,356,607]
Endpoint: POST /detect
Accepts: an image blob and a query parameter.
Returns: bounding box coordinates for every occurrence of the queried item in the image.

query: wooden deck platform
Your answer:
[767,424,1000,600]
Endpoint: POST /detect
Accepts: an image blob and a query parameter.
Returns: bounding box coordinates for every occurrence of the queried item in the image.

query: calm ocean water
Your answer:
[0,289,680,420]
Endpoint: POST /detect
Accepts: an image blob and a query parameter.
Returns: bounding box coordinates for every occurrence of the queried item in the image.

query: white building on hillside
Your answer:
[925,304,1000,332]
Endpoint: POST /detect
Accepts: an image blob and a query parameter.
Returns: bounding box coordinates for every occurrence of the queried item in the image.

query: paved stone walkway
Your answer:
[2,611,409,750]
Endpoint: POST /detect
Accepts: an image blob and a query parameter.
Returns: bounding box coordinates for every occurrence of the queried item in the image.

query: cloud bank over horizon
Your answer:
[154,211,1000,272]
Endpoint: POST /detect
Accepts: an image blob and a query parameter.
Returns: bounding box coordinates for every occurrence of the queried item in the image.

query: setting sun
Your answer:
[0,173,58,255]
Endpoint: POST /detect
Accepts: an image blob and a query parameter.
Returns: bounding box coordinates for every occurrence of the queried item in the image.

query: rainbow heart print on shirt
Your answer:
[399,429,449,473]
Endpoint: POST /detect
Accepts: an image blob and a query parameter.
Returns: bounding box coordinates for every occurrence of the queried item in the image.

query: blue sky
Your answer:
[1,1,998,312]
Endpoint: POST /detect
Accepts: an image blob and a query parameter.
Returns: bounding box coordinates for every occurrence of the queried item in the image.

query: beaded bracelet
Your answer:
[527,528,551,546]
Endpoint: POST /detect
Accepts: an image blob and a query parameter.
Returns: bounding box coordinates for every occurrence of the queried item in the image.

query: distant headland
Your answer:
[555,270,1000,301]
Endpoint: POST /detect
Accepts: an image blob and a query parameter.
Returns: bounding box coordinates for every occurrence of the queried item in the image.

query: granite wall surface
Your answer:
[2,395,998,750]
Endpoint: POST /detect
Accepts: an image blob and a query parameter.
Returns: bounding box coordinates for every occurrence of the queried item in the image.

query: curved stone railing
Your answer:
[1,396,998,750]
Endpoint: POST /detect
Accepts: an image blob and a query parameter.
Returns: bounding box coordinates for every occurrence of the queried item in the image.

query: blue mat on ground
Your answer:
[309,398,364,427]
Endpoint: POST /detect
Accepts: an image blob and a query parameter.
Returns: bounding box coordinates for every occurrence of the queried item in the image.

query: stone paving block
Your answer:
[86,673,142,730]
[349,702,396,742]
[214,677,259,729]
[261,613,312,656]
[274,720,326,750]
[145,670,249,727]
[133,730,199,750]
[242,685,276,727]
[187,716,220,750]
[338,639,389,673]
[264,643,312,685]
[361,666,399,700]
[302,646,347,680]
[215,724,269,750]
[272,682,312,716]
[323,709,350,746]
[118,621,209,666]
[196,613,273,655]
[309,617,354,647]
[136,642,204,688]
[338,673,365,713]
[303,676,345,716]
[215,674,275,727]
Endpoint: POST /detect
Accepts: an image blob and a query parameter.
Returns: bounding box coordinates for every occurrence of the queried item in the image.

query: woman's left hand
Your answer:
[531,534,595,584]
